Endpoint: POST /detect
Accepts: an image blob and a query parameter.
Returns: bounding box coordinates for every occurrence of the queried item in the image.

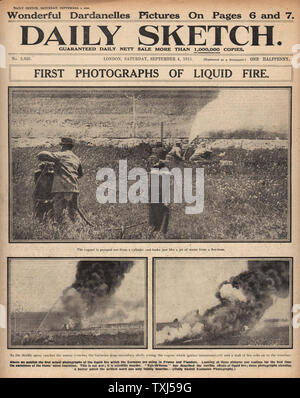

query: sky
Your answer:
[155,258,290,323]
[9,259,145,312]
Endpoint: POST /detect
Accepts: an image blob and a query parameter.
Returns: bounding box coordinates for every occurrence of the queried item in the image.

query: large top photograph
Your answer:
[9,86,290,242]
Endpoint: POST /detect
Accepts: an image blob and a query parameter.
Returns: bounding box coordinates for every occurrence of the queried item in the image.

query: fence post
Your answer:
[160,121,164,143]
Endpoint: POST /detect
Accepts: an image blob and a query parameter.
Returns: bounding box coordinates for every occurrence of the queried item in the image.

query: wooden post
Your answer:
[125,93,142,138]
[160,121,164,143]
[132,94,136,138]
[14,312,17,337]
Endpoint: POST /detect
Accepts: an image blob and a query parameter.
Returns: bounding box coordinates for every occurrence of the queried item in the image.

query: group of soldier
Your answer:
[34,137,211,238]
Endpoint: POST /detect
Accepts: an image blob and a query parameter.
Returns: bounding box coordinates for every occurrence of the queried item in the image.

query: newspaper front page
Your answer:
[0,0,299,379]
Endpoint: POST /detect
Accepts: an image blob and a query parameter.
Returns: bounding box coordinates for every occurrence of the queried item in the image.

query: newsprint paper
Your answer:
[0,0,299,379]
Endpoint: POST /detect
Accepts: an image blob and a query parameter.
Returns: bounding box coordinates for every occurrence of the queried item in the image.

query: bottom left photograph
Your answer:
[7,257,147,348]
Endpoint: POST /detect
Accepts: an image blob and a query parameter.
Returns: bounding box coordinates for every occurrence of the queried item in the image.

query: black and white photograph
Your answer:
[153,258,292,348]
[8,258,147,348]
[9,86,290,242]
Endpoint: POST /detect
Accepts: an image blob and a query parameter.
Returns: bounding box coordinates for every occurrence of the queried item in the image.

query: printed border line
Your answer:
[152,257,293,350]
[7,256,148,350]
[7,53,294,56]
[8,64,293,83]
[8,85,292,244]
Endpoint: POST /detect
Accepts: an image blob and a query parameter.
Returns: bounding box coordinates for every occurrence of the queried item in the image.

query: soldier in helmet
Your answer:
[37,137,83,223]
[166,141,184,166]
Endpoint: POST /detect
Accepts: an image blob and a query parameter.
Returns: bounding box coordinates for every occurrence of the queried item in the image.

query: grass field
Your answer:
[10,89,215,140]
[10,312,145,346]
[11,328,145,347]
[11,143,289,241]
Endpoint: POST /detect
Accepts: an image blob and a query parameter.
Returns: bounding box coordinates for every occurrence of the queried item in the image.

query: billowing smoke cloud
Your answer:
[61,288,86,329]
[189,89,289,142]
[61,260,134,328]
[156,310,204,344]
[157,260,290,344]
[83,298,145,328]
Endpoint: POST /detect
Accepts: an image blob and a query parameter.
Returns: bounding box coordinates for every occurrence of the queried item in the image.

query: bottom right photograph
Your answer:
[153,258,292,349]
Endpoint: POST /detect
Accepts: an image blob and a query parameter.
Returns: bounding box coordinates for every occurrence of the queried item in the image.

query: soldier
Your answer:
[153,141,167,159]
[190,140,213,162]
[37,137,83,223]
[148,160,170,238]
[166,141,184,166]
[33,161,55,221]
[148,141,167,168]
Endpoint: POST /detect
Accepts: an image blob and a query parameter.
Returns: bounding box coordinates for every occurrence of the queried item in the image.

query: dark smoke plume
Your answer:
[202,260,290,338]
[158,260,290,344]
[61,260,134,328]
[72,260,133,314]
